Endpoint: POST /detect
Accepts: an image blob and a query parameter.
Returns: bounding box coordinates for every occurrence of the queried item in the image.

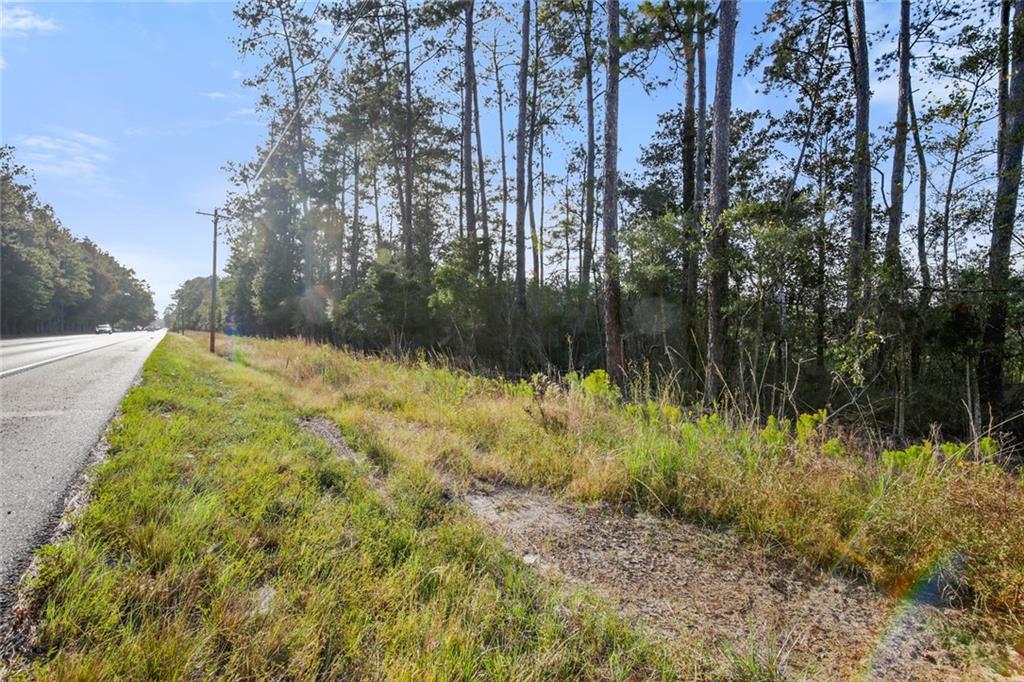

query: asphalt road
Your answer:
[0,330,165,606]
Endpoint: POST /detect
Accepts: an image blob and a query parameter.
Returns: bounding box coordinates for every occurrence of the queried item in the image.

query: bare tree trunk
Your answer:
[539,125,546,285]
[372,165,383,246]
[940,134,964,294]
[845,0,871,311]
[603,0,625,387]
[349,143,361,290]
[909,86,931,380]
[815,142,828,369]
[692,8,708,384]
[704,0,738,404]
[463,0,478,269]
[338,148,349,289]
[980,0,1024,415]
[884,0,909,297]
[580,0,597,294]
[527,10,541,285]
[493,36,510,284]
[458,110,465,240]
[1000,0,1012,173]
[402,0,415,266]
[564,180,571,288]
[473,70,490,278]
[514,0,530,310]
[681,6,698,382]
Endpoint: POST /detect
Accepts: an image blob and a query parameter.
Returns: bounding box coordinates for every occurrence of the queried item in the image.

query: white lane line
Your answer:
[0,335,142,379]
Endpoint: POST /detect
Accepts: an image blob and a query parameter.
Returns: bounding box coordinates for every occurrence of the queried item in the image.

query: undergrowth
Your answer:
[220,334,1024,623]
[5,334,685,679]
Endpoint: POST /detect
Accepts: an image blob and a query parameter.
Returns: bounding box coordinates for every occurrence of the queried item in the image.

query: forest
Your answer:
[198,0,1022,443]
[0,147,157,336]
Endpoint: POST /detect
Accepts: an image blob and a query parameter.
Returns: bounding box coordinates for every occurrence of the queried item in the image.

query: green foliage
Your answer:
[576,369,621,404]
[1,147,155,334]
[230,336,1024,622]
[14,334,674,678]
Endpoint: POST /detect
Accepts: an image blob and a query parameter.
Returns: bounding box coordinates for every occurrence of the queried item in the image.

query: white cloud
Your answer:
[201,91,229,100]
[225,107,255,120]
[122,106,257,139]
[231,69,243,80]
[68,130,111,148]
[16,130,115,191]
[0,56,6,70]
[1,6,59,36]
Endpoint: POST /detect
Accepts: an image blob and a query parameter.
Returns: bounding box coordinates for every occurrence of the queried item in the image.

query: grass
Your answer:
[217,334,1024,625]
[8,331,1022,678]
[4,334,688,680]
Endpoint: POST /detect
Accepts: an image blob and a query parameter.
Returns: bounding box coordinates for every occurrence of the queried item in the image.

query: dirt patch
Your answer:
[298,415,987,679]
[461,481,973,680]
[295,416,365,465]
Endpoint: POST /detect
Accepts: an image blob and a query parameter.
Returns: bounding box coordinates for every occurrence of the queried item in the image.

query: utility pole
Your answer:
[196,208,225,354]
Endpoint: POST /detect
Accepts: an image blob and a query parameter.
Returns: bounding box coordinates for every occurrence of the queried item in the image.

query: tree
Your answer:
[514,0,530,310]
[845,0,871,310]
[462,0,479,270]
[979,0,1024,415]
[704,0,738,403]
[1,147,155,335]
[602,0,625,386]
[234,0,326,317]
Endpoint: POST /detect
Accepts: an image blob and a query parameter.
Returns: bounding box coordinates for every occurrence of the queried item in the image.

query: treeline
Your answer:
[1,147,156,335]
[214,0,1022,441]
[164,275,233,333]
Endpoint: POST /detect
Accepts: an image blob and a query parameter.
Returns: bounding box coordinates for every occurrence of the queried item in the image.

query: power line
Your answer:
[250,0,376,188]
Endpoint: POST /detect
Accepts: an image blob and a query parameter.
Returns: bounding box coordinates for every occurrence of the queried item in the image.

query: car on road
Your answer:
[95,323,113,334]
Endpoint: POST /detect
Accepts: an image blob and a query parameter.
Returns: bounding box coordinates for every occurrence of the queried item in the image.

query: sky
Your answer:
[2,1,904,314]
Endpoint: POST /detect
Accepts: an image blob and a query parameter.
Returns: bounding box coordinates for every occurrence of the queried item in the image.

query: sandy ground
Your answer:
[296,416,983,680]
[460,479,971,680]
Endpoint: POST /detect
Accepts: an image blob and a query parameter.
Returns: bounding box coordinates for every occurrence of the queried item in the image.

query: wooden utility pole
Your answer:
[196,208,223,354]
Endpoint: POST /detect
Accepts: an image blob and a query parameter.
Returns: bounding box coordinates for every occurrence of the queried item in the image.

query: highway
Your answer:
[0,330,165,607]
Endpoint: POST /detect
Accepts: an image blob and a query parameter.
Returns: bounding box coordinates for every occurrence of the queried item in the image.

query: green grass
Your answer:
[220,335,1024,626]
[6,334,684,680]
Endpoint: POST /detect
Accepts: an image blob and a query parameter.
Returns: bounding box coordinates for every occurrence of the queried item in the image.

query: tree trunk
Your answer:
[493,36,510,284]
[402,1,415,266]
[338,148,349,289]
[940,133,964,294]
[277,2,313,325]
[581,0,597,294]
[527,9,541,285]
[603,0,625,386]
[349,143,361,290]
[539,125,546,285]
[999,0,1012,173]
[909,86,931,380]
[681,7,698,380]
[692,8,708,383]
[882,0,909,325]
[372,165,383,246]
[845,0,871,311]
[815,142,828,369]
[887,0,910,276]
[704,0,737,404]
[979,0,1024,415]
[463,0,478,269]
[473,69,490,278]
[514,0,530,309]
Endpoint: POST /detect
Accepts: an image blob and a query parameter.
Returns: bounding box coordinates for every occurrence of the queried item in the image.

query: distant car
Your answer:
[95,324,113,334]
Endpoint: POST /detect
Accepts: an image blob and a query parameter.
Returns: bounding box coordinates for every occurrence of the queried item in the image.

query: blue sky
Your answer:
[2,1,903,313]
[3,1,260,312]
